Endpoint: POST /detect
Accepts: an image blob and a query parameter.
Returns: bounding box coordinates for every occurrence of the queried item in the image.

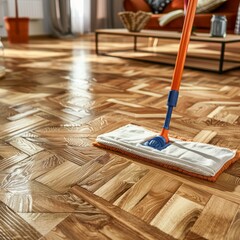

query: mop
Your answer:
[94,0,240,182]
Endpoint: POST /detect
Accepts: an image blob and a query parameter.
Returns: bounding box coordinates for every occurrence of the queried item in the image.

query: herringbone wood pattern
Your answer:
[0,35,239,240]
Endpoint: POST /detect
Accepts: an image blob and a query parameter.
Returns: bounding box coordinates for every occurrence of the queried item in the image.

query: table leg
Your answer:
[134,36,137,51]
[95,32,99,55]
[219,42,225,73]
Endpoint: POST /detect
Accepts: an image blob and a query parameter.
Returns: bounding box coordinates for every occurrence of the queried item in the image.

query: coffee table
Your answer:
[95,29,240,73]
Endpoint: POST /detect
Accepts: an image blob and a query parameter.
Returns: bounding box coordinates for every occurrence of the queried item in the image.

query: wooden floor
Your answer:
[0,34,240,240]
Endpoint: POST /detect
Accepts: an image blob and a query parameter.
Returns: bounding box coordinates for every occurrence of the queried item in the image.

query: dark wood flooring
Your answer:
[0,34,239,240]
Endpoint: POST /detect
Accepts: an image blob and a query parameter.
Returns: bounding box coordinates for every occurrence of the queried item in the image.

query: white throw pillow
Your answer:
[159,9,184,26]
[196,0,227,13]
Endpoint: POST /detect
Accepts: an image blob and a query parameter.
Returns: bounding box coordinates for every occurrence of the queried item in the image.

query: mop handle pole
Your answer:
[170,0,198,91]
[160,0,197,138]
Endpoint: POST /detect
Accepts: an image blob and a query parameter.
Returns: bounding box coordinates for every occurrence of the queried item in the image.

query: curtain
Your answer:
[50,0,72,37]
[50,0,124,36]
[235,3,240,34]
[70,0,123,34]
[70,0,91,34]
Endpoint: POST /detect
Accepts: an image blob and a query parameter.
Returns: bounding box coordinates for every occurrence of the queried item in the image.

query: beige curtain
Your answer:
[235,3,240,34]
[71,0,123,34]
[50,0,124,36]
[93,0,114,29]
[50,0,72,37]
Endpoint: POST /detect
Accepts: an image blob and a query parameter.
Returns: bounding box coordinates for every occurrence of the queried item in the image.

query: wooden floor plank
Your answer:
[44,214,109,240]
[9,137,43,156]
[0,152,28,171]
[129,174,182,223]
[78,156,131,192]
[0,116,48,139]
[43,192,161,240]
[71,186,176,240]
[225,207,240,240]
[0,151,66,191]
[176,184,212,206]
[151,194,203,239]
[19,213,70,236]
[113,170,162,211]
[0,144,25,159]
[0,180,66,212]
[0,201,42,240]
[36,161,84,193]
[94,163,149,203]
[187,195,239,239]
[114,172,181,212]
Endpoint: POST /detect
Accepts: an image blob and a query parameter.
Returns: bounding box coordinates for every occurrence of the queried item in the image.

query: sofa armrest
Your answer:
[123,0,152,12]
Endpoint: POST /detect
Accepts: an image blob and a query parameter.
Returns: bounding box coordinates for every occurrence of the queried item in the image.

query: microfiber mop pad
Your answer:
[94,124,239,182]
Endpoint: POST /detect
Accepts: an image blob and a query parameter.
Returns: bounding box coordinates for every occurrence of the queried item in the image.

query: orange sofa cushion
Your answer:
[215,0,240,13]
[163,0,184,13]
[123,0,151,12]
[193,13,237,30]
[146,12,237,31]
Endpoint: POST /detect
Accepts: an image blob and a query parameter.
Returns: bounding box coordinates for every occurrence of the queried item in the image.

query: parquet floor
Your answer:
[0,34,239,240]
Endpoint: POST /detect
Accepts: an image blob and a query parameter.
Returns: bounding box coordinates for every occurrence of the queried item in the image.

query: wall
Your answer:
[0,0,51,37]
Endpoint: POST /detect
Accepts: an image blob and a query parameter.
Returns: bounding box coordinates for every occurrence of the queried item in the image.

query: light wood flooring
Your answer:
[0,34,239,240]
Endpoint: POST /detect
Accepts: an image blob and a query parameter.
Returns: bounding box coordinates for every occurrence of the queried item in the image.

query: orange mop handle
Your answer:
[171,0,198,91]
[160,0,198,141]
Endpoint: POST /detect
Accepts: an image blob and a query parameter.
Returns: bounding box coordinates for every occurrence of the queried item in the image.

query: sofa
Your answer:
[123,0,240,33]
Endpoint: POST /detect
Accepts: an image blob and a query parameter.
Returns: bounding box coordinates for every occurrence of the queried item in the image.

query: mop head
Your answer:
[94,124,240,182]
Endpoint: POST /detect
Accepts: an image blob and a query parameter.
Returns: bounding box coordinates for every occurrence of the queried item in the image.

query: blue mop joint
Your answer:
[142,90,179,150]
